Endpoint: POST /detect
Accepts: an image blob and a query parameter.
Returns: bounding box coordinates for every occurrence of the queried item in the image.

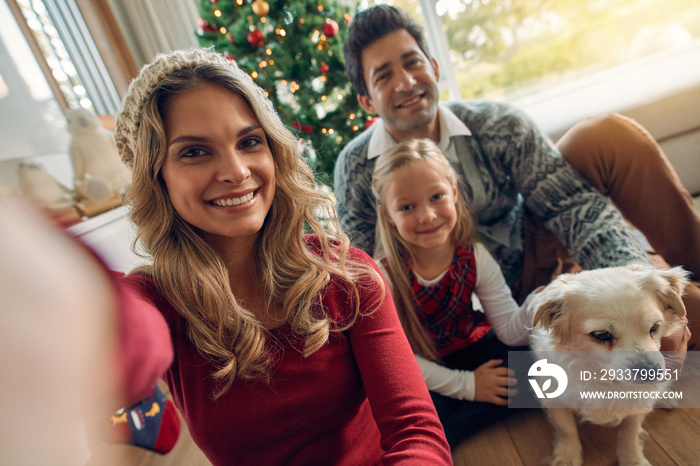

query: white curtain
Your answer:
[108,0,199,67]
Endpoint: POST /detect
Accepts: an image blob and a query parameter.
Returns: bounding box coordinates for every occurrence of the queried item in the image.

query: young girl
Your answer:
[108,49,451,465]
[372,138,532,447]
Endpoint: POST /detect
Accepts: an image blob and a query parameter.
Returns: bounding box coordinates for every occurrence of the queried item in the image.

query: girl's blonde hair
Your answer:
[116,49,381,397]
[372,138,476,360]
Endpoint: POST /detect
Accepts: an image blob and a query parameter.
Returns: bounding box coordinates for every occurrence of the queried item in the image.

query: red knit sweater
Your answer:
[116,238,452,465]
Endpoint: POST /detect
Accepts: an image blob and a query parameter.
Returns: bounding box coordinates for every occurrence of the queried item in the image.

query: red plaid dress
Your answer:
[409,245,491,358]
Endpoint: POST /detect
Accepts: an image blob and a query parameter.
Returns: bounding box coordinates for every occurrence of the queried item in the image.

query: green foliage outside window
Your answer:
[440,0,700,100]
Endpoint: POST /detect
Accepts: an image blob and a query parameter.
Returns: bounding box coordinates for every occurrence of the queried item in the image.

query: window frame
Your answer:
[5,0,136,114]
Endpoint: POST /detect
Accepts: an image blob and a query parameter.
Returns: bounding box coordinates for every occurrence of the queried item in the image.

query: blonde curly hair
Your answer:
[115,48,381,397]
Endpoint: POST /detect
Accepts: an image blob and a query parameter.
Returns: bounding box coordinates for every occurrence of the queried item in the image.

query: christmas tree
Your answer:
[196,0,376,183]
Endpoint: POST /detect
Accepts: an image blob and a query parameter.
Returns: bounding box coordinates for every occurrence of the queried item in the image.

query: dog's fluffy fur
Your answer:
[528,264,688,466]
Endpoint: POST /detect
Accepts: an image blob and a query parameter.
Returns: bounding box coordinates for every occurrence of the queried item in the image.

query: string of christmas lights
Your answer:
[197,0,377,181]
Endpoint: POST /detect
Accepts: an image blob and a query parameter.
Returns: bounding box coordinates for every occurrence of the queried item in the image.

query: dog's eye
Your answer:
[590,330,614,344]
[650,323,660,335]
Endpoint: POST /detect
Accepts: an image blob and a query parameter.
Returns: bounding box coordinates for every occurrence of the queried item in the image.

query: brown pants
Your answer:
[516,113,700,348]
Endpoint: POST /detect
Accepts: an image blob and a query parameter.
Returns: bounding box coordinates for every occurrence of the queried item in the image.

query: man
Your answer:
[334,4,700,308]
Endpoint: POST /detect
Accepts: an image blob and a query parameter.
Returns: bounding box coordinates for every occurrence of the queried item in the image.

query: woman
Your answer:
[112,48,451,465]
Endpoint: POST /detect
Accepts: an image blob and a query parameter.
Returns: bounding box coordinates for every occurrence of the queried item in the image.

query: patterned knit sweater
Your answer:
[333,100,647,286]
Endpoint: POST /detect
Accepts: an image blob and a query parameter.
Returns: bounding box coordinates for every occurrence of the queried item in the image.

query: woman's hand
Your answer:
[0,200,119,464]
[473,359,518,405]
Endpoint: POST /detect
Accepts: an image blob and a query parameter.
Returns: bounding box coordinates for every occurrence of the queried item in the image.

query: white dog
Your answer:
[528,264,688,466]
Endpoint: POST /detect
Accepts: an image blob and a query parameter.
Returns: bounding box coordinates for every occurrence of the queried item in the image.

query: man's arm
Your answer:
[490,103,649,269]
[333,133,379,256]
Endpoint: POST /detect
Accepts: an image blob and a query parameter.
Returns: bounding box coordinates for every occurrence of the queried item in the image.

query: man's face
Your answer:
[358,29,440,142]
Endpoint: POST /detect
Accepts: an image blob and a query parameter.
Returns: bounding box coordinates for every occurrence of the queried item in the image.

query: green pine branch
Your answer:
[197,0,371,184]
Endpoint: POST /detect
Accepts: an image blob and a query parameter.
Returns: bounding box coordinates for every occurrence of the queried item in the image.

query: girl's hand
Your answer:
[474,359,518,406]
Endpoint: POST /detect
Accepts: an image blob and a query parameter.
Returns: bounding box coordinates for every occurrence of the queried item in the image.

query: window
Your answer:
[9,0,122,113]
[0,0,136,225]
[435,0,700,102]
[0,0,71,168]
[362,0,700,135]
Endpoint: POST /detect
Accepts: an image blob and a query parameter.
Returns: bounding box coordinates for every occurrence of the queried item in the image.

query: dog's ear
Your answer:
[528,281,569,341]
[635,264,689,321]
[531,299,564,330]
[654,266,690,320]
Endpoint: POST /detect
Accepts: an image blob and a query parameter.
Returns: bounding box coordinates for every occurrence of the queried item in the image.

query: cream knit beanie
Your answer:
[114,48,257,169]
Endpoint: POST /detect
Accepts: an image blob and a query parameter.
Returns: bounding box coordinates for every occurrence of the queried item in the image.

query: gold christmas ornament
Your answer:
[251,0,269,16]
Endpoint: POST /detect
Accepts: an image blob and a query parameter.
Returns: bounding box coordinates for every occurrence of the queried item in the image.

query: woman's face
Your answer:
[160,83,275,248]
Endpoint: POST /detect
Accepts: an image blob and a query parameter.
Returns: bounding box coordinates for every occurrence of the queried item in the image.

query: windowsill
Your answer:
[67,204,128,237]
[511,41,700,140]
[67,204,147,273]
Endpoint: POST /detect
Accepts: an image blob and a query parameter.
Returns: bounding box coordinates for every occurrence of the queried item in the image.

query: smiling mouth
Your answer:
[397,94,423,108]
[209,190,256,207]
[417,224,442,234]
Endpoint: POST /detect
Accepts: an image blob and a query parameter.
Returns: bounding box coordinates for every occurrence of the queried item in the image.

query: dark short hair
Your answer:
[343,5,432,97]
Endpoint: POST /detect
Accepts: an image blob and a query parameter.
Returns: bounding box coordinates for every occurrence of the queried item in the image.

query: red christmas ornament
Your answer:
[247,29,264,47]
[320,63,329,74]
[322,19,339,38]
[364,117,379,130]
[228,35,236,45]
[293,121,313,133]
[210,0,219,3]
[198,19,217,34]
[223,53,236,61]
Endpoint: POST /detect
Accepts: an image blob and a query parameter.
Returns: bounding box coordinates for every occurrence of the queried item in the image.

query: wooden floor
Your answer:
[87,405,700,465]
[452,407,700,466]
